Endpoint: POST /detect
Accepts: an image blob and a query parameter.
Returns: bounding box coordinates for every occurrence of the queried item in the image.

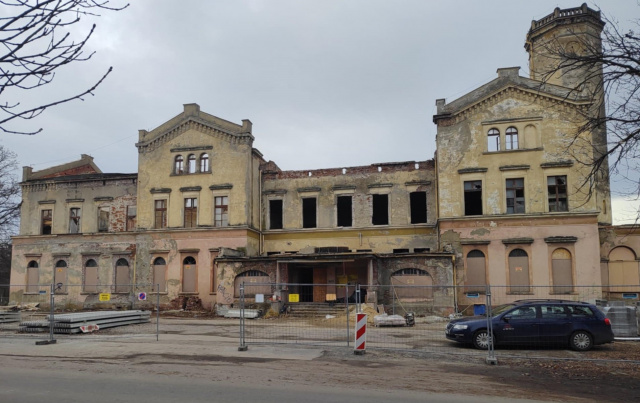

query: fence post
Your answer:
[355,284,361,313]
[156,284,160,342]
[485,284,497,365]
[36,283,56,345]
[238,282,248,351]
[346,284,350,347]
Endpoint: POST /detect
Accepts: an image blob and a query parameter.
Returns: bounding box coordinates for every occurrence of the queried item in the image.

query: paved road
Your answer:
[0,366,549,403]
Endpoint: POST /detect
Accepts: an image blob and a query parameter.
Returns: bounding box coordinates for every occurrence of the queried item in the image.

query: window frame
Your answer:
[547,175,568,212]
[68,207,81,234]
[200,153,209,173]
[505,126,519,150]
[302,197,317,229]
[372,193,389,226]
[214,196,229,227]
[505,178,525,214]
[41,209,52,235]
[487,128,500,152]
[184,197,198,228]
[269,199,284,230]
[336,195,353,227]
[174,155,184,175]
[464,180,483,216]
[187,154,197,174]
[154,199,167,229]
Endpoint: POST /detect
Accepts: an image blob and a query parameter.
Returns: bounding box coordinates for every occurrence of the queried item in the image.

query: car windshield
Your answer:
[490,304,517,316]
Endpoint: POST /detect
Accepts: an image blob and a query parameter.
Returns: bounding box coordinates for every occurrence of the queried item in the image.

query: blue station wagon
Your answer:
[445,300,614,351]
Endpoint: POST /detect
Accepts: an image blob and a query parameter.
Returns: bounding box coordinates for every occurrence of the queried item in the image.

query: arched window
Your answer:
[487,128,500,152]
[200,153,209,172]
[153,257,167,292]
[84,259,98,293]
[55,260,68,293]
[26,261,39,293]
[115,258,130,293]
[234,270,271,297]
[391,268,433,299]
[608,247,639,292]
[187,154,197,173]
[508,248,530,293]
[466,250,486,292]
[505,127,518,150]
[182,256,197,293]
[552,248,573,294]
[174,155,184,174]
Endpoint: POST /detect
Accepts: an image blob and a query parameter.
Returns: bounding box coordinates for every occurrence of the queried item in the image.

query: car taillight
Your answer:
[604,318,611,326]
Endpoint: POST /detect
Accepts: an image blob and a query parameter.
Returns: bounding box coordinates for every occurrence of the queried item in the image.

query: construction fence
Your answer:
[237,283,640,363]
[0,283,160,341]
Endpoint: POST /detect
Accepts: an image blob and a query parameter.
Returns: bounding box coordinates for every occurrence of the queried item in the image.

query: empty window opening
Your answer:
[184,198,198,228]
[548,175,568,212]
[41,209,52,235]
[372,194,389,225]
[188,154,197,173]
[377,166,382,172]
[506,178,525,214]
[415,163,419,169]
[269,199,283,230]
[214,196,229,227]
[308,171,312,177]
[126,205,137,231]
[342,168,346,174]
[154,200,167,229]
[174,155,184,174]
[337,195,352,227]
[69,207,81,234]
[464,181,483,215]
[414,248,430,253]
[487,128,500,152]
[393,249,410,254]
[505,127,519,150]
[98,207,109,232]
[410,191,427,224]
[200,153,209,172]
[302,197,317,228]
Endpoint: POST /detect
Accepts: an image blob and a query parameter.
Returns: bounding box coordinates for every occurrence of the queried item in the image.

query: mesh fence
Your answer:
[239,282,640,362]
[0,283,159,340]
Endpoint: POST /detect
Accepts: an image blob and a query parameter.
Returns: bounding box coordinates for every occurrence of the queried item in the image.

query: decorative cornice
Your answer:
[209,184,233,190]
[332,185,356,191]
[38,200,56,205]
[170,146,213,153]
[150,188,172,194]
[180,186,202,192]
[405,181,432,186]
[541,161,574,168]
[263,189,287,195]
[544,236,578,244]
[367,183,393,189]
[502,238,534,245]
[297,187,321,193]
[499,165,530,171]
[460,240,491,245]
[65,198,85,203]
[458,168,488,174]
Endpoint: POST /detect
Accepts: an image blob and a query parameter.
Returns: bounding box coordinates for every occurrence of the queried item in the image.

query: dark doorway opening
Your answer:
[298,268,313,302]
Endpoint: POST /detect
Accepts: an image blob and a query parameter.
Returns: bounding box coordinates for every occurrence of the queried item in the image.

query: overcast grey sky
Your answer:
[1,1,638,223]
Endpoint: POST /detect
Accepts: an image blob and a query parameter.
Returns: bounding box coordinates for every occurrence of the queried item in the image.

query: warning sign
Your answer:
[99,293,111,301]
[138,292,147,301]
[289,294,299,303]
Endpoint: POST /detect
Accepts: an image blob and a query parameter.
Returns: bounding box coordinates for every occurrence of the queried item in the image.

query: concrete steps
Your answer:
[287,303,348,318]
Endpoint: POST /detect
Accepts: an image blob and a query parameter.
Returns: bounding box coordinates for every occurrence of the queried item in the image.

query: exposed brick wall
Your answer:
[41,164,98,178]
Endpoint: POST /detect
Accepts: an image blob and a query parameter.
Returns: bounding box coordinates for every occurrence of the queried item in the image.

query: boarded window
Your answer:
[506,178,525,214]
[54,260,67,293]
[466,249,486,292]
[372,194,389,225]
[336,195,352,227]
[505,127,519,150]
[391,268,433,299]
[182,256,197,293]
[154,200,167,229]
[508,248,530,294]
[126,205,137,231]
[41,209,52,235]
[410,191,427,224]
[234,270,271,297]
[115,258,130,293]
[214,196,228,227]
[269,199,283,230]
[487,128,500,151]
[464,181,482,215]
[548,175,568,212]
[98,207,109,232]
[184,198,197,228]
[69,208,81,233]
[608,247,639,292]
[153,257,167,292]
[551,248,573,294]
[26,261,39,293]
[302,197,317,228]
[84,259,98,293]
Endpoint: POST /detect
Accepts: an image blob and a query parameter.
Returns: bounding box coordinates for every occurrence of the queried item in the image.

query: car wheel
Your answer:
[472,329,492,350]
[569,330,593,351]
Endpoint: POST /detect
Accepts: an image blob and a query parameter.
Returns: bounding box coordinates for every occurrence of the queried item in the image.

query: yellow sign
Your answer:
[289,294,299,303]
[99,293,111,301]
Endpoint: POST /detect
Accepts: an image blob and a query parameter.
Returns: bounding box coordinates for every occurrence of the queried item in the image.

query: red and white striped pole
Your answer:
[354,313,367,355]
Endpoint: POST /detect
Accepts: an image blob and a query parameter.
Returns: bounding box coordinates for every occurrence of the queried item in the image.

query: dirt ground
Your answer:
[1,314,639,402]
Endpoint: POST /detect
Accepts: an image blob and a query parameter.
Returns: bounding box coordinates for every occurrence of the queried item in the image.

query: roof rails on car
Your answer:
[513,299,588,304]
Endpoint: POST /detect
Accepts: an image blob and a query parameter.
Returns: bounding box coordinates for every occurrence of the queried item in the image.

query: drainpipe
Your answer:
[259,169,263,255]
[131,250,137,310]
[452,254,458,314]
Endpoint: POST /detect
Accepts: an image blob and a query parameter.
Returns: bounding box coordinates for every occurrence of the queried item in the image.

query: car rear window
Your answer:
[567,305,595,317]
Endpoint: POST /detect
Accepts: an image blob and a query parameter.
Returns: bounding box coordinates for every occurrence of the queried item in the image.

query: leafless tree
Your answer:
[0,145,20,239]
[536,10,640,219]
[0,0,128,135]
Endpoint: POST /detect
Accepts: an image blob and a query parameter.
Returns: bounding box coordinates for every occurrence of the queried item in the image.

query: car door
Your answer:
[495,306,540,344]
[538,304,572,345]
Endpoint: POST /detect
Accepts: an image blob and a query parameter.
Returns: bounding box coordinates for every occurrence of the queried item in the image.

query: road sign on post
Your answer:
[354,313,367,355]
